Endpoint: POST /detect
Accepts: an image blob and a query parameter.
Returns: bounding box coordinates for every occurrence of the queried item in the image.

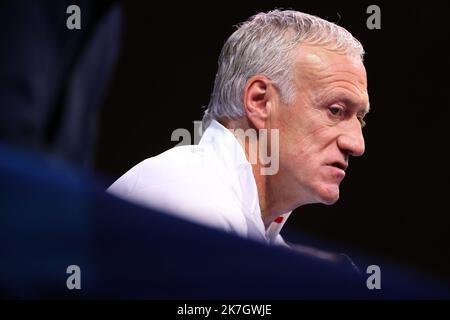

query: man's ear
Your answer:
[243,76,273,129]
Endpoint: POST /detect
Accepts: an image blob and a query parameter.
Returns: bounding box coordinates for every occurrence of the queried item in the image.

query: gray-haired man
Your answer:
[108,10,370,247]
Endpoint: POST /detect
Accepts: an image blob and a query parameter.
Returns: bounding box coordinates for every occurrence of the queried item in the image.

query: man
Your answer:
[108,10,370,246]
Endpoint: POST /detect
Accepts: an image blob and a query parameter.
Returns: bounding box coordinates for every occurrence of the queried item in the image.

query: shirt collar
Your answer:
[199,120,291,243]
[199,120,249,171]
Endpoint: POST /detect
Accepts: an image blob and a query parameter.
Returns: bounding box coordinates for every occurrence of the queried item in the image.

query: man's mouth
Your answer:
[328,161,348,171]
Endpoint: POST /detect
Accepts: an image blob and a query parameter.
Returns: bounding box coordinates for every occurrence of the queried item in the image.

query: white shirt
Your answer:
[107,120,291,245]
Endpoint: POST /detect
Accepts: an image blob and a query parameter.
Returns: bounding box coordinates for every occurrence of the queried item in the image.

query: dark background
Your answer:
[93,0,450,283]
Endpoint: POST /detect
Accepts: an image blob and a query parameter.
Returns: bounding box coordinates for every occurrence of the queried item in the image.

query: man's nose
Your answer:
[337,118,365,157]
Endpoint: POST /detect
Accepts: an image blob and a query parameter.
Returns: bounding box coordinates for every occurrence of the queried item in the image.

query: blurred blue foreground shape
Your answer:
[0,143,449,299]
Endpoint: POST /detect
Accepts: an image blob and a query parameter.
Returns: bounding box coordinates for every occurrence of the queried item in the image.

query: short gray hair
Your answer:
[202,9,364,128]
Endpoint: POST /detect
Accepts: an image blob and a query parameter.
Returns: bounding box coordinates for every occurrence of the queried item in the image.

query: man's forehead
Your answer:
[295,45,370,113]
[296,44,366,75]
[304,52,323,65]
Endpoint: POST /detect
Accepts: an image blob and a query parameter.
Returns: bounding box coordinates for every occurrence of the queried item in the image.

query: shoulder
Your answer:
[107,145,247,235]
[108,145,206,193]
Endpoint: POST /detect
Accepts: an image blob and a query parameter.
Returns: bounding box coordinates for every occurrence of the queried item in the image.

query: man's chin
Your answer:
[316,184,340,205]
[321,196,339,205]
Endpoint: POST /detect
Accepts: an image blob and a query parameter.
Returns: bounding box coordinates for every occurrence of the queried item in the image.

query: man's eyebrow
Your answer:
[329,94,370,115]
[319,91,370,115]
[360,102,370,115]
[342,96,370,116]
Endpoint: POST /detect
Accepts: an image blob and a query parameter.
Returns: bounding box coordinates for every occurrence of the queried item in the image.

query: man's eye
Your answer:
[328,106,344,117]
[358,117,366,128]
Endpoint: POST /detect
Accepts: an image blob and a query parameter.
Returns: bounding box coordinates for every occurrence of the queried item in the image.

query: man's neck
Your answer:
[249,161,271,229]
[224,119,290,229]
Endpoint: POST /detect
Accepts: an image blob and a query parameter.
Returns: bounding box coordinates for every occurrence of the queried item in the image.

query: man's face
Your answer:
[270,45,369,208]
